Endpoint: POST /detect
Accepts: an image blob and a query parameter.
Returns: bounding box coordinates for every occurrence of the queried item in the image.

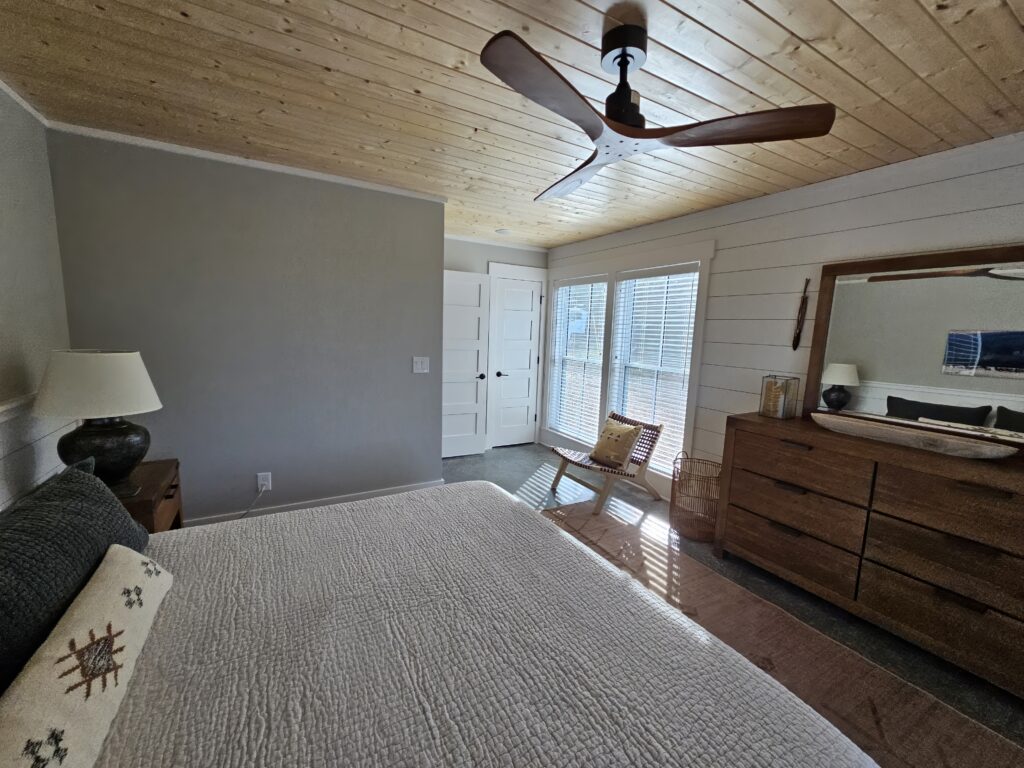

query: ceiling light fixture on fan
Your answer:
[481,26,837,201]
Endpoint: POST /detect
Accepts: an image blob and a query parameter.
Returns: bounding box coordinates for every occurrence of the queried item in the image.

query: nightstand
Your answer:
[118,459,184,533]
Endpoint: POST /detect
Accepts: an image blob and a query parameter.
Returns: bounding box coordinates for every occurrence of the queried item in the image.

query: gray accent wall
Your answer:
[444,237,547,273]
[0,88,73,508]
[48,132,444,520]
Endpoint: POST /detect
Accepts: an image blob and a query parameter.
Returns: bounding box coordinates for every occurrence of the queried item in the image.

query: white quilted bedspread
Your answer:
[102,481,875,767]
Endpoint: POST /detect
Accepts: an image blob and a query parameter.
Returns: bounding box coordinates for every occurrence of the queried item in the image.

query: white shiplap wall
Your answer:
[0,400,75,508]
[548,133,1024,462]
[0,84,74,507]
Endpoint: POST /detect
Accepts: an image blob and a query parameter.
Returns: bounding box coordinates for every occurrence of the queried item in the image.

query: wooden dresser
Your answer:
[715,413,1024,698]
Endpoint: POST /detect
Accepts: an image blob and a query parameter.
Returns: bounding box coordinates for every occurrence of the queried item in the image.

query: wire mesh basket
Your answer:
[671,452,722,542]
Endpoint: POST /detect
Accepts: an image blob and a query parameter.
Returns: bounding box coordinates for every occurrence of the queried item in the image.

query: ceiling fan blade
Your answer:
[536,151,606,201]
[481,31,606,142]
[654,104,836,148]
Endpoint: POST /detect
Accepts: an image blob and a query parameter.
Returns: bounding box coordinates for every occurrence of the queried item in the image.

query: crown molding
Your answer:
[0,75,447,205]
[444,234,548,253]
[46,120,447,204]
[0,78,49,126]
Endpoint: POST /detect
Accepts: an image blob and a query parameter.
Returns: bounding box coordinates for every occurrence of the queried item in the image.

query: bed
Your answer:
[100,481,874,767]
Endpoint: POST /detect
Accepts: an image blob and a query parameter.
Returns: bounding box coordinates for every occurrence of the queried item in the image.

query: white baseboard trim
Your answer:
[186,478,445,527]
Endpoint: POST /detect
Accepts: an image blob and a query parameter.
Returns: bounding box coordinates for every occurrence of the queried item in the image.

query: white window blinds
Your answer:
[547,281,607,444]
[608,270,699,474]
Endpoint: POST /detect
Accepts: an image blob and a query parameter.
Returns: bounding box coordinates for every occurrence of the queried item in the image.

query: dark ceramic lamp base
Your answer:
[57,417,151,497]
[821,385,852,412]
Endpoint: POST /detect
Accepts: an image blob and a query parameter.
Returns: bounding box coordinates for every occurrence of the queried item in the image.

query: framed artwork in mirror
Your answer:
[942,330,1024,379]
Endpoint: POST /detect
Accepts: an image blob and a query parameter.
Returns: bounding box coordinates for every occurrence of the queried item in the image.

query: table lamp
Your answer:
[34,350,162,496]
[820,363,859,412]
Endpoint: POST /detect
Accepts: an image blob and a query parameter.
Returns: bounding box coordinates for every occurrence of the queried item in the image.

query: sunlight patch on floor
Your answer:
[513,463,598,509]
[519,462,695,616]
[513,463,559,508]
[605,496,644,525]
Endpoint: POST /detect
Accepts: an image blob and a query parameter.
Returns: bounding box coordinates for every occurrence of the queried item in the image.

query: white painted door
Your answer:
[487,276,543,447]
[442,271,490,458]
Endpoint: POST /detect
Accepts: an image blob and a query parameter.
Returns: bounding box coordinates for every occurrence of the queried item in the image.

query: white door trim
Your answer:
[488,262,549,282]
[548,236,715,282]
[442,270,491,458]
[487,262,548,447]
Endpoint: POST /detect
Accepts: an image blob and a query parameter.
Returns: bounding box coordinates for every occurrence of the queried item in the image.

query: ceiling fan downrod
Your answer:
[601,24,648,128]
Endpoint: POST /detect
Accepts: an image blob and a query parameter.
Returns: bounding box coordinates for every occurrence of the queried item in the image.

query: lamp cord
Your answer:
[238,488,266,520]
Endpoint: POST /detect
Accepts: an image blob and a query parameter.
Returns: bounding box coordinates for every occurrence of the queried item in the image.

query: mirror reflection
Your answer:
[822,262,1024,436]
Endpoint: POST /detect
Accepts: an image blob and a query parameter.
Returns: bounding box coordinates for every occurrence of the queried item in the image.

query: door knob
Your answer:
[477,373,486,380]
[495,371,504,377]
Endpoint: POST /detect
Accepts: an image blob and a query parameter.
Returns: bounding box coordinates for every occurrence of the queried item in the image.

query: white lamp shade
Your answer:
[821,363,860,387]
[34,350,162,419]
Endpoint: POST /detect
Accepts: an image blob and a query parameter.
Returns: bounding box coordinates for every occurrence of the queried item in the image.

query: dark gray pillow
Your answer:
[0,465,149,692]
[886,396,992,427]
[995,406,1024,432]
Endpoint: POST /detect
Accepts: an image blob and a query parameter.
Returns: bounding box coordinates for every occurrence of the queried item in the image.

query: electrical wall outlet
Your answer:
[412,356,430,374]
[256,472,272,492]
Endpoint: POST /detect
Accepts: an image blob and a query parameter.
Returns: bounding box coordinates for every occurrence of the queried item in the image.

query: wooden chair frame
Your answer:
[550,413,664,516]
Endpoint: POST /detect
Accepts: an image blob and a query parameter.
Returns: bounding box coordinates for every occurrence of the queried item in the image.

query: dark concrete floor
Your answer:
[443,443,1024,748]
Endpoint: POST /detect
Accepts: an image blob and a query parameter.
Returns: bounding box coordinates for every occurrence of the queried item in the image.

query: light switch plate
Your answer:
[412,356,430,374]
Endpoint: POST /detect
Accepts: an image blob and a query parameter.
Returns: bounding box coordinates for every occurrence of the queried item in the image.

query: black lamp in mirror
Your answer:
[821,363,859,412]
[34,350,162,496]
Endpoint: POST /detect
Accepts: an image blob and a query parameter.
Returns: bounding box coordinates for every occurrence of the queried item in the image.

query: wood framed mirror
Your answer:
[803,245,1024,434]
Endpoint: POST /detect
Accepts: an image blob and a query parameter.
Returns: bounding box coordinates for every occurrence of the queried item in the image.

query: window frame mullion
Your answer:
[597,275,616,424]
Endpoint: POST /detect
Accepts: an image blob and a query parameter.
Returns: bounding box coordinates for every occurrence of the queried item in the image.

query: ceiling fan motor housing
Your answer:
[601,24,647,128]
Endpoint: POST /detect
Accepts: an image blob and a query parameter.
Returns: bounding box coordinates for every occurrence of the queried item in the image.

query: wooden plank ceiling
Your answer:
[1,1,1023,247]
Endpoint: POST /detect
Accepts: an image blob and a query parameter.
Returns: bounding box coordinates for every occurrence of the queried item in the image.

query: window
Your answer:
[547,280,607,443]
[608,270,699,473]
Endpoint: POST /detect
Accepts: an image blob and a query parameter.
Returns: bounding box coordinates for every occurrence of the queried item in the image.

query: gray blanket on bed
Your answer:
[103,481,874,767]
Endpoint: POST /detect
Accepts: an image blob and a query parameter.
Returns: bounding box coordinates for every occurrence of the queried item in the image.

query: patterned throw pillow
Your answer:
[0,466,149,693]
[589,419,643,468]
[0,545,172,768]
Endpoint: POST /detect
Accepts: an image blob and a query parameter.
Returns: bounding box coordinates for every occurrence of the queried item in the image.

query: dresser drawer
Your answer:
[723,505,860,600]
[858,561,1024,696]
[729,468,867,552]
[731,429,873,507]
[873,464,1024,558]
[153,475,182,532]
[865,514,1024,621]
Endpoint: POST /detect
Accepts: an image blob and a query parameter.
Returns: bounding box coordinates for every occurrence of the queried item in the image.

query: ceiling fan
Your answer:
[480,25,837,201]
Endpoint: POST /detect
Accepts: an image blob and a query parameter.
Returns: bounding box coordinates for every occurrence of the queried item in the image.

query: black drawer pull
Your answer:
[932,585,989,614]
[163,484,179,500]
[953,480,1014,500]
[780,439,813,452]
[773,480,807,495]
[768,520,803,538]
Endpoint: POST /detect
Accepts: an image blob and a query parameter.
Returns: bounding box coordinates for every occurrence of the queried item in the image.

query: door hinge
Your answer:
[534,414,538,422]
[539,294,543,305]
[536,355,540,364]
